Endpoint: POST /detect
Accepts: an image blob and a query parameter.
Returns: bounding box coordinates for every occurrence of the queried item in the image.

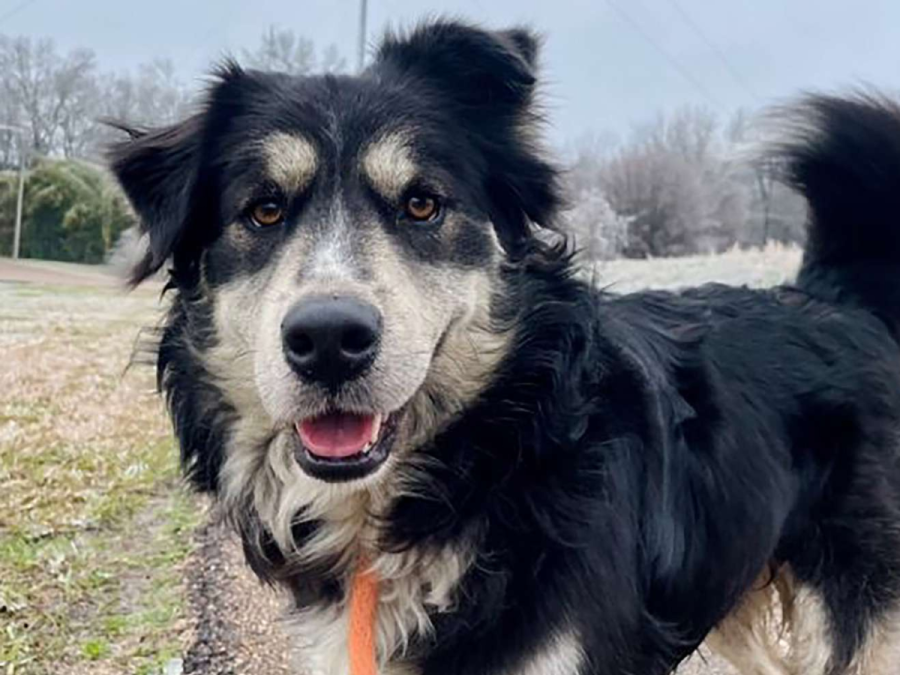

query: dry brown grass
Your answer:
[0,282,200,675]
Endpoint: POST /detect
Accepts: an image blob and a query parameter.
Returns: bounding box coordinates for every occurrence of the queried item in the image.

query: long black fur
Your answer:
[108,20,900,675]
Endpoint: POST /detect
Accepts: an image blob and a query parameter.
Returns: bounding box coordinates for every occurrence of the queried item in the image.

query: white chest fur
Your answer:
[290,547,470,675]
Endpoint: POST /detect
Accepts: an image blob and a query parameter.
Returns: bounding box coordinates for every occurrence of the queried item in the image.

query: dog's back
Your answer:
[694,96,900,675]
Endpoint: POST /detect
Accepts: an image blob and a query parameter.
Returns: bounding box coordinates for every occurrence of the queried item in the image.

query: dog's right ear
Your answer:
[107,114,204,285]
[107,62,248,285]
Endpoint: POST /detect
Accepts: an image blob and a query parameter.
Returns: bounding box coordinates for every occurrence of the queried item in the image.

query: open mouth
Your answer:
[293,411,397,482]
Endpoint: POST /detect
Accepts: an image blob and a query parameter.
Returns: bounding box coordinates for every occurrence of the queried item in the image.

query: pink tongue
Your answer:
[296,413,375,459]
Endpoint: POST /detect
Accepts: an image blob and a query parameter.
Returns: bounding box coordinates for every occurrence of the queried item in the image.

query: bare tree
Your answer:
[0,37,100,158]
[0,100,21,169]
[101,59,193,127]
[596,107,751,257]
[242,26,346,75]
[0,36,61,154]
[564,105,808,259]
[55,49,102,158]
[566,130,620,195]
[727,108,807,246]
[0,28,347,165]
[564,188,632,262]
[87,59,195,159]
[321,43,347,74]
[242,26,318,74]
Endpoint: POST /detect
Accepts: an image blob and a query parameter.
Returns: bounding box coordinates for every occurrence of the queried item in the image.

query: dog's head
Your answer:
[110,22,561,516]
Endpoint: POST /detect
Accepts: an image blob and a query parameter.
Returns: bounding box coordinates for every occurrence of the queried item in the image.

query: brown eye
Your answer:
[250,201,284,227]
[403,195,439,222]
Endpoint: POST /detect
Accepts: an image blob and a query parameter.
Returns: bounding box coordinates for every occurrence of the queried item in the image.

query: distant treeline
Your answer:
[0,28,345,264]
[0,27,346,166]
[563,107,807,261]
[1,27,803,265]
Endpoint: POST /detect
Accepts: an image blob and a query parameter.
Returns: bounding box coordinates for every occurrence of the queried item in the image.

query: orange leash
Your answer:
[348,562,380,675]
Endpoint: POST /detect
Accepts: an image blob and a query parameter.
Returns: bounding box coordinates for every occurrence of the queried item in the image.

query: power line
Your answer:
[665,0,762,102]
[0,0,39,27]
[601,0,726,112]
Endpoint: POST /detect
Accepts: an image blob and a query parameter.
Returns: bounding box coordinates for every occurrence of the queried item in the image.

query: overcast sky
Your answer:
[2,0,898,147]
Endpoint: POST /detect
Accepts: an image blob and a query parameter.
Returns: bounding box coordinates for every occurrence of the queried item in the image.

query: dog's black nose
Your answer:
[282,297,382,389]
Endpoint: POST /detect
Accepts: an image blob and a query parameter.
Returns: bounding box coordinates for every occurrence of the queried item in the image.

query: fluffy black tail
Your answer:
[779,93,900,333]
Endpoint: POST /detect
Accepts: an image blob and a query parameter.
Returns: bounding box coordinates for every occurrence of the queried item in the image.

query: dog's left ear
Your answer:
[375,21,563,250]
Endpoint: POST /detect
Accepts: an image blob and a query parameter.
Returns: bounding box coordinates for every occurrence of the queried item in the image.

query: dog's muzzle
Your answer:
[281,296,395,482]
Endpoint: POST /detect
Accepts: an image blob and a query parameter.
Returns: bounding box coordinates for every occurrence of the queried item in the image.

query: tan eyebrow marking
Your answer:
[360,132,417,200]
[261,132,318,193]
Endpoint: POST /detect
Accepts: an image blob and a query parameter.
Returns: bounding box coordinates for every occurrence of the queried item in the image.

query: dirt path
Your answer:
[0,256,164,292]
[0,258,119,286]
[182,514,298,675]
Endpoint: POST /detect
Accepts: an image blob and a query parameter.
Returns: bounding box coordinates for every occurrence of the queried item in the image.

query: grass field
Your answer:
[0,245,803,675]
[0,280,199,675]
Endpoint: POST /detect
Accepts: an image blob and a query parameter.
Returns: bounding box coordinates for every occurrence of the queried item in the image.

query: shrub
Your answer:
[11,159,135,263]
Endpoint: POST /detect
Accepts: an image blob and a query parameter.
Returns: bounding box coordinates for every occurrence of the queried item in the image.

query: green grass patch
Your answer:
[81,639,110,660]
[0,286,199,674]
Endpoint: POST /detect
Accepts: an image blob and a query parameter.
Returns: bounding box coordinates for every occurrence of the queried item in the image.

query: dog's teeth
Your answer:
[370,415,383,443]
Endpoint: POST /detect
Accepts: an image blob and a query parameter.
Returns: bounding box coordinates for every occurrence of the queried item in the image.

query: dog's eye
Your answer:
[249,201,285,228]
[403,195,440,222]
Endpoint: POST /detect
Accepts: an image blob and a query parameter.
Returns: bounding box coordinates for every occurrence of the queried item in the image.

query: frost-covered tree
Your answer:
[599,107,750,257]
[564,188,632,261]
[0,36,98,158]
[563,105,807,259]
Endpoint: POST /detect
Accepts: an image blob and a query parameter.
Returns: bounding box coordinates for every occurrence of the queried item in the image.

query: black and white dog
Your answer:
[109,20,900,675]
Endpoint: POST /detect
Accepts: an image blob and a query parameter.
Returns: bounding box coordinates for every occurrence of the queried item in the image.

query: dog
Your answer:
[108,20,900,675]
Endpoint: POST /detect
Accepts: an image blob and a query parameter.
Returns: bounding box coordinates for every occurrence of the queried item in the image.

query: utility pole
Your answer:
[0,124,26,260]
[357,0,368,73]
